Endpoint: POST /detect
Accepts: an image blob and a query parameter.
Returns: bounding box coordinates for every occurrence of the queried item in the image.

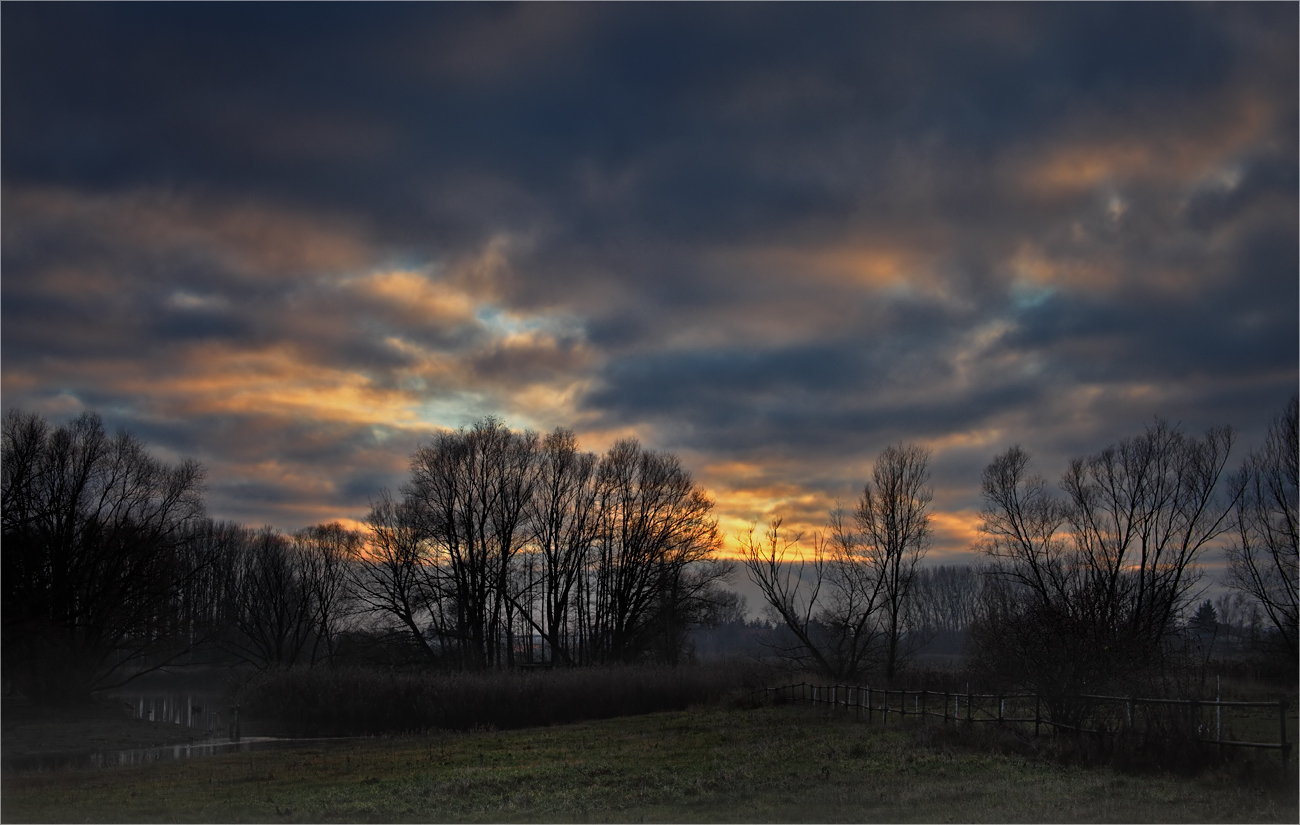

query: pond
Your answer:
[3,735,363,773]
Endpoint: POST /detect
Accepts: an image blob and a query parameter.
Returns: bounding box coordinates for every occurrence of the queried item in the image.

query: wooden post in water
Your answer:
[1279,699,1291,773]
[228,705,241,742]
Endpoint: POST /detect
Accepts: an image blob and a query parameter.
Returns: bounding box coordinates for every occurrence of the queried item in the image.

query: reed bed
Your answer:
[236,661,760,737]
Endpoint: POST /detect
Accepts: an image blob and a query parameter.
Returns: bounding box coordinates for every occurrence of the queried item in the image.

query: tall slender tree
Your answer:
[855,443,933,681]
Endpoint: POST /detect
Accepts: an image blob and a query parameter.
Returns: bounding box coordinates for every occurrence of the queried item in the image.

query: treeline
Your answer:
[3,398,1294,707]
[743,397,1298,724]
[1,414,731,700]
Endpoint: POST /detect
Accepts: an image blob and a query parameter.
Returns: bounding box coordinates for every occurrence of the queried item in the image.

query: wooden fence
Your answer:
[753,682,1293,770]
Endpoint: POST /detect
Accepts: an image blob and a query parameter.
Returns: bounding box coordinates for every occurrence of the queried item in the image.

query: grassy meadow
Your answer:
[4,703,1296,823]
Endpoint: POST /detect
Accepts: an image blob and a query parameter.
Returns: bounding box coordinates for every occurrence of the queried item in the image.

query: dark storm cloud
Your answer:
[2,2,1294,545]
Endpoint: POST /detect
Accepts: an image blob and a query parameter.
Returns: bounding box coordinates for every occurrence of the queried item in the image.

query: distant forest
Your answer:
[2,397,1295,705]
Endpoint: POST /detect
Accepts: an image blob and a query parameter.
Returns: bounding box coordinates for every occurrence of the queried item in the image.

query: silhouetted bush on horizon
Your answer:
[236,661,763,737]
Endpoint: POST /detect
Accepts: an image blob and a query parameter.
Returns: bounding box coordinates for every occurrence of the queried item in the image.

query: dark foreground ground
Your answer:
[2,695,210,760]
[2,704,1296,823]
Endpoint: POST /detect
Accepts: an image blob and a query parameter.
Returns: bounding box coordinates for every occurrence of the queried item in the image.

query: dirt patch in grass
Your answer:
[2,695,212,759]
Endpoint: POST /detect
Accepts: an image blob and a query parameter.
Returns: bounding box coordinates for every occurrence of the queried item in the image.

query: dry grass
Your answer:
[3,704,1296,823]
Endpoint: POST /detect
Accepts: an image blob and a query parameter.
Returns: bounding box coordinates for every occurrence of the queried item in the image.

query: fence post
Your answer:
[867,687,873,724]
[967,685,973,727]
[1216,676,1222,756]
[921,689,928,724]
[1034,694,1041,738]
[1189,698,1199,741]
[943,692,949,725]
[998,695,1004,726]
[1280,699,1291,773]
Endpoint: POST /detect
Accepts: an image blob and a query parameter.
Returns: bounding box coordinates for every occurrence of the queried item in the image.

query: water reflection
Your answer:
[112,690,228,733]
[4,736,359,773]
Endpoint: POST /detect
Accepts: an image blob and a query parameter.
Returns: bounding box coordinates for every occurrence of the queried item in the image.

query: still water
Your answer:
[2,689,364,773]
[3,736,362,773]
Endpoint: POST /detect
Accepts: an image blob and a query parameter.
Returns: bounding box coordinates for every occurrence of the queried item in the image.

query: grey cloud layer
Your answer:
[3,3,1295,541]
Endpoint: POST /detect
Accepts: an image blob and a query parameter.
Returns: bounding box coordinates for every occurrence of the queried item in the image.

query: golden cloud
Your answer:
[345,269,479,326]
[1014,95,1274,198]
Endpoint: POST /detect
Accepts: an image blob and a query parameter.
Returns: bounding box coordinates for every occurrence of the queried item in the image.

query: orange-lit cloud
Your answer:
[3,2,1293,551]
[1014,95,1275,198]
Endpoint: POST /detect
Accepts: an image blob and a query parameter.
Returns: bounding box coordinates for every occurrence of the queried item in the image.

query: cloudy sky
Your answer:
[3,3,1296,561]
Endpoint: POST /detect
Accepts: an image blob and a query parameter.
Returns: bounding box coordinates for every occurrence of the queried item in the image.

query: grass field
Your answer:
[3,704,1296,823]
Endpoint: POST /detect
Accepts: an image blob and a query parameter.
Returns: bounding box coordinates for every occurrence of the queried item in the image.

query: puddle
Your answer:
[3,735,363,773]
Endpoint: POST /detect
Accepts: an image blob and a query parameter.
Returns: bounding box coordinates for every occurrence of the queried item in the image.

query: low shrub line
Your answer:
[236,661,759,737]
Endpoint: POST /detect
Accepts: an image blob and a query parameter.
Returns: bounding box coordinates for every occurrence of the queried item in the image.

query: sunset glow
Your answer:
[3,2,1295,569]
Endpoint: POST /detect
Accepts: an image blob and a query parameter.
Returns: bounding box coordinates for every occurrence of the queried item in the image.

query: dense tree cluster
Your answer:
[1,412,727,699]
[358,419,728,668]
[1,411,207,698]
[967,401,1298,724]
[4,397,1295,703]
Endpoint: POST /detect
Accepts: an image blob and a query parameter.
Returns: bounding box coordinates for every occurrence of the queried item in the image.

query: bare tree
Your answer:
[1225,396,1298,663]
[973,420,1236,722]
[352,489,440,662]
[353,424,725,670]
[855,443,933,680]
[292,522,361,666]
[223,527,320,669]
[406,418,539,668]
[739,515,885,678]
[907,565,982,639]
[524,428,600,665]
[739,518,833,675]
[586,439,723,663]
[2,410,207,699]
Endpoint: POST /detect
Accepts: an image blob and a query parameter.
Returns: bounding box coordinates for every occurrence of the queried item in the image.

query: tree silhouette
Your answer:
[2,410,206,699]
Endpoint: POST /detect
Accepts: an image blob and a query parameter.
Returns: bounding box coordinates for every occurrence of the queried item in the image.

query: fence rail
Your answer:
[752,682,1293,769]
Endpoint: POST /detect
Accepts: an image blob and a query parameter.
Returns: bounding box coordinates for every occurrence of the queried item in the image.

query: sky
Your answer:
[3,2,1297,566]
